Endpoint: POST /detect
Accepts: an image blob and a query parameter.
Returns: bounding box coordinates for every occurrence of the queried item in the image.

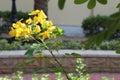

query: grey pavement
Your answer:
[56,25,85,38]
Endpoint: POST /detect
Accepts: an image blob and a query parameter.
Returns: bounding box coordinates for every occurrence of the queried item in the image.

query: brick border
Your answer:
[0,50,120,73]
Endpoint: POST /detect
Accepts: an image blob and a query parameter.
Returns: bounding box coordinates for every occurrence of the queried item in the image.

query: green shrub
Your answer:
[82,15,111,37]
[0,11,29,20]
[82,11,120,39]
[109,11,120,39]
[0,39,30,50]
[110,11,120,18]
[0,23,11,34]
[0,39,120,50]
[60,41,84,49]
[0,11,11,19]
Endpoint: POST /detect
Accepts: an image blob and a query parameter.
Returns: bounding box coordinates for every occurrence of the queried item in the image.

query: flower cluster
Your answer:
[9,10,63,41]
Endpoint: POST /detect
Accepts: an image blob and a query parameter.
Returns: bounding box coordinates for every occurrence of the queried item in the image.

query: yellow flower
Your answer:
[27,26,33,34]
[46,21,53,27]
[38,10,47,19]
[9,28,16,37]
[34,16,46,25]
[12,19,23,28]
[33,25,41,33]
[48,26,56,32]
[15,28,23,37]
[9,22,32,38]
[29,9,40,15]
[26,18,32,24]
[9,9,63,41]
[23,27,31,35]
[41,20,53,29]
[39,18,46,25]
[40,30,50,40]
[12,23,19,29]
[33,16,39,24]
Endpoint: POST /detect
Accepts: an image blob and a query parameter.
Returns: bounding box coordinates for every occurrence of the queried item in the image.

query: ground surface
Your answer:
[57,25,85,38]
[0,73,120,80]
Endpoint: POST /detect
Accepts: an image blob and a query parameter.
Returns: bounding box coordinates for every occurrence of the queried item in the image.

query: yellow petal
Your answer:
[28,26,33,34]
[29,10,40,15]
[38,10,47,19]
[26,18,32,24]
[40,30,50,40]
[15,28,23,37]
[33,16,39,24]
[9,28,16,37]
[48,26,56,31]
[33,25,41,33]
[12,23,19,28]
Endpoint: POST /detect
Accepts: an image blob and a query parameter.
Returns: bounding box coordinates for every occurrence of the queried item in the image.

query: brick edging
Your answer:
[0,50,120,73]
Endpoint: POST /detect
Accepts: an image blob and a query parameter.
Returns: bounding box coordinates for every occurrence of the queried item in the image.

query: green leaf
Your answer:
[25,43,45,58]
[97,0,107,5]
[18,60,35,66]
[25,66,62,73]
[58,0,66,10]
[116,3,120,8]
[87,0,96,9]
[74,0,88,4]
[65,53,81,57]
[25,49,34,58]
[85,16,120,49]
[116,49,120,54]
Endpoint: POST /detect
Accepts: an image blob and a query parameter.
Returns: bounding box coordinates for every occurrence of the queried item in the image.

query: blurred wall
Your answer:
[0,0,34,12]
[0,0,119,26]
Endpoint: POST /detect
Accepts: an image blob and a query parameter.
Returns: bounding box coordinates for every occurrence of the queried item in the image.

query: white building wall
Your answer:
[0,0,119,26]
[94,0,119,15]
[0,0,33,12]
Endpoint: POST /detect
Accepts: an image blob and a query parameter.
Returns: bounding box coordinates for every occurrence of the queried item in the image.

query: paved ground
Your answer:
[90,73,120,80]
[0,73,120,80]
[57,25,85,38]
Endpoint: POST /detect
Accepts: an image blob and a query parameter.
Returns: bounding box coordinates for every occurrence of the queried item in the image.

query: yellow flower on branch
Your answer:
[27,26,33,34]
[33,16,39,25]
[9,9,63,41]
[26,18,32,24]
[9,28,16,37]
[48,26,56,32]
[8,9,67,79]
[40,30,50,40]
[33,25,41,33]
[15,28,23,37]
[29,9,40,15]
[38,10,47,19]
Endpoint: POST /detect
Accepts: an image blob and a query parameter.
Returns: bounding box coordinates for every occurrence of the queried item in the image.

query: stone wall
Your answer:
[0,50,120,73]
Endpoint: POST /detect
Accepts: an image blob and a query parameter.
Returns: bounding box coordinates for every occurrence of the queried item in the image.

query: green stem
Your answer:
[31,37,70,79]
[30,36,41,44]
[41,40,70,80]
[49,50,70,80]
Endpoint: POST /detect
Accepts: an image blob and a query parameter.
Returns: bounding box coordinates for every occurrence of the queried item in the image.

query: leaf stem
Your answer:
[31,37,70,80]
[41,40,70,80]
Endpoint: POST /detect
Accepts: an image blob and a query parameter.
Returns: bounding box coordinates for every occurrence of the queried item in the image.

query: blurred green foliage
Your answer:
[82,15,111,37]
[0,11,29,20]
[0,39,120,50]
